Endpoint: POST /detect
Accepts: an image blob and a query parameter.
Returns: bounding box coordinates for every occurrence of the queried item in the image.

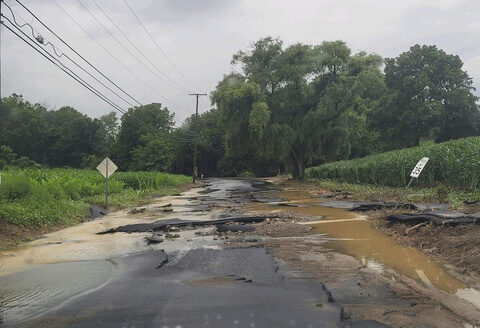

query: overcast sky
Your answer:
[1,0,479,125]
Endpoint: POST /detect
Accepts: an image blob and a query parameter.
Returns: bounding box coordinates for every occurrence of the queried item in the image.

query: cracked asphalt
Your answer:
[1,179,390,328]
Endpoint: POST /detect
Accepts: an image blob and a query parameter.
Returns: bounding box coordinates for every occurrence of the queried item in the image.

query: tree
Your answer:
[0,94,51,163]
[112,103,175,170]
[92,111,119,160]
[131,133,175,171]
[46,106,102,167]
[0,145,16,169]
[98,111,118,145]
[174,108,226,177]
[373,44,479,148]
[213,38,384,179]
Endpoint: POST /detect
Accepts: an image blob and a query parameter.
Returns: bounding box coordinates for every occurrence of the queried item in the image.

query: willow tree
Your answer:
[212,38,384,179]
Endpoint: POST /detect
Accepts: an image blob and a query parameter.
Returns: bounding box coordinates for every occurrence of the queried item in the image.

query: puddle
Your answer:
[0,259,113,324]
[248,189,480,309]
[0,185,224,278]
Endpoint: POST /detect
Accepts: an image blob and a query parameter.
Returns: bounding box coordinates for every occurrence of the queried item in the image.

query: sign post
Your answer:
[391,157,429,214]
[96,157,117,209]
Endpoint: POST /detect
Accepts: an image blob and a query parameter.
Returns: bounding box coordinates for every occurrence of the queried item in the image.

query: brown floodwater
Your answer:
[248,188,480,309]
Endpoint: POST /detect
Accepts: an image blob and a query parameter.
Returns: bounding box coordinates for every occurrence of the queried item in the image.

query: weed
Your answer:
[0,168,190,227]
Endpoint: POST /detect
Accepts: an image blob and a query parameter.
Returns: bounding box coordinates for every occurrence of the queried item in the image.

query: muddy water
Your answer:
[0,179,243,325]
[248,189,480,309]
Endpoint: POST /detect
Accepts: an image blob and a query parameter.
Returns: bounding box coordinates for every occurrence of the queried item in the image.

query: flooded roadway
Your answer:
[248,188,480,311]
[0,178,479,327]
[0,179,373,328]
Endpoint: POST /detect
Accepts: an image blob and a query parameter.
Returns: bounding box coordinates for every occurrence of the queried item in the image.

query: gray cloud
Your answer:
[1,0,479,125]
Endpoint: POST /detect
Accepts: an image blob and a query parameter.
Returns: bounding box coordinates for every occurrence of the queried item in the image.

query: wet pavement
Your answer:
[0,179,384,328]
[1,178,478,327]
[17,248,345,328]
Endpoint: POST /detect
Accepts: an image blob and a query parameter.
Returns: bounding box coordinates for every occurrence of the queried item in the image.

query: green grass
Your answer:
[306,136,480,189]
[307,179,480,209]
[0,168,191,227]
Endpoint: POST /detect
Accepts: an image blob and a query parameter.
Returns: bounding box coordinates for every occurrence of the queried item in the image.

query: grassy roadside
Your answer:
[301,178,480,211]
[0,169,192,250]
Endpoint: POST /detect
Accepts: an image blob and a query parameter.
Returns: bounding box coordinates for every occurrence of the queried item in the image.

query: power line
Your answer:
[2,1,137,108]
[13,0,143,107]
[76,0,188,94]
[2,18,191,143]
[1,18,127,115]
[51,0,187,113]
[90,0,190,94]
[122,0,204,93]
[4,1,193,143]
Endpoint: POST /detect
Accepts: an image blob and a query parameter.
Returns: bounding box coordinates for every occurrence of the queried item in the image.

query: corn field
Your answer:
[306,136,480,189]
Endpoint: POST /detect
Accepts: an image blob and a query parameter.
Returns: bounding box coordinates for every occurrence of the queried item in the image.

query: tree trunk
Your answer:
[292,157,305,180]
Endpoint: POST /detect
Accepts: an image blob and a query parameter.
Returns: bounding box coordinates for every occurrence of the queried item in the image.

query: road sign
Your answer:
[410,157,429,178]
[390,156,430,215]
[96,157,117,178]
[96,157,117,208]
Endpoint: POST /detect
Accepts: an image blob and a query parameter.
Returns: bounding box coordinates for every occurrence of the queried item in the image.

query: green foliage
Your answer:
[307,179,480,209]
[0,175,32,200]
[0,168,190,227]
[372,44,479,149]
[0,145,39,169]
[174,108,226,177]
[0,95,113,168]
[112,103,175,170]
[249,102,270,137]
[0,145,16,169]
[306,136,480,189]
[131,134,175,171]
[213,38,385,179]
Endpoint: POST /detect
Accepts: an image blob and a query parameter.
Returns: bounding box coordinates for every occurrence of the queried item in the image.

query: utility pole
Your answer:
[189,93,207,183]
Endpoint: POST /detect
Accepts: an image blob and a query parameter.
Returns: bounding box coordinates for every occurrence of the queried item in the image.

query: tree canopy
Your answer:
[1,39,478,179]
[212,38,385,178]
[372,44,479,148]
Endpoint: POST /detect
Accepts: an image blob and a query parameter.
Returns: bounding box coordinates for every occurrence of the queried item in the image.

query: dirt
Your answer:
[375,219,480,286]
[280,178,480,280]
[0,223,62,250]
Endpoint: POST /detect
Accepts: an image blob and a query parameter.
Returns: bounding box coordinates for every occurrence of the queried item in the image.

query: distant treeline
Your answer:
[1,38,479,178]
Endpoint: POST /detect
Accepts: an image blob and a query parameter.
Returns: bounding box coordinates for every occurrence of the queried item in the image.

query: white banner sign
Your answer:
[410,157,429,178]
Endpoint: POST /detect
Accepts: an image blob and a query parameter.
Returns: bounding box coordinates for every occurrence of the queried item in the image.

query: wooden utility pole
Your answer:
[189,93,207,183]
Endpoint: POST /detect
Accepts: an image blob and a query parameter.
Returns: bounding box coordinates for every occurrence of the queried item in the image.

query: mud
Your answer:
[241,185,480,327]
[386,211,480,226]
[375,219,480,281]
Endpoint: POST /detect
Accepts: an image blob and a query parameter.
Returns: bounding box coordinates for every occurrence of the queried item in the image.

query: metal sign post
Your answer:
[106,158,109,208]
[96,157,117,209]
[391,157,429,214]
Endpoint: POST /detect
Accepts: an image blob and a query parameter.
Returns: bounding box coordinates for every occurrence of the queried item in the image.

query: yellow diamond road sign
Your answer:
[96,157,117,178]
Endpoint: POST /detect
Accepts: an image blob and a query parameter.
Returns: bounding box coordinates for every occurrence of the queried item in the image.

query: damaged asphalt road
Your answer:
[1,178,393,327]
[4,178,480,327]
[18,248,385,328]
